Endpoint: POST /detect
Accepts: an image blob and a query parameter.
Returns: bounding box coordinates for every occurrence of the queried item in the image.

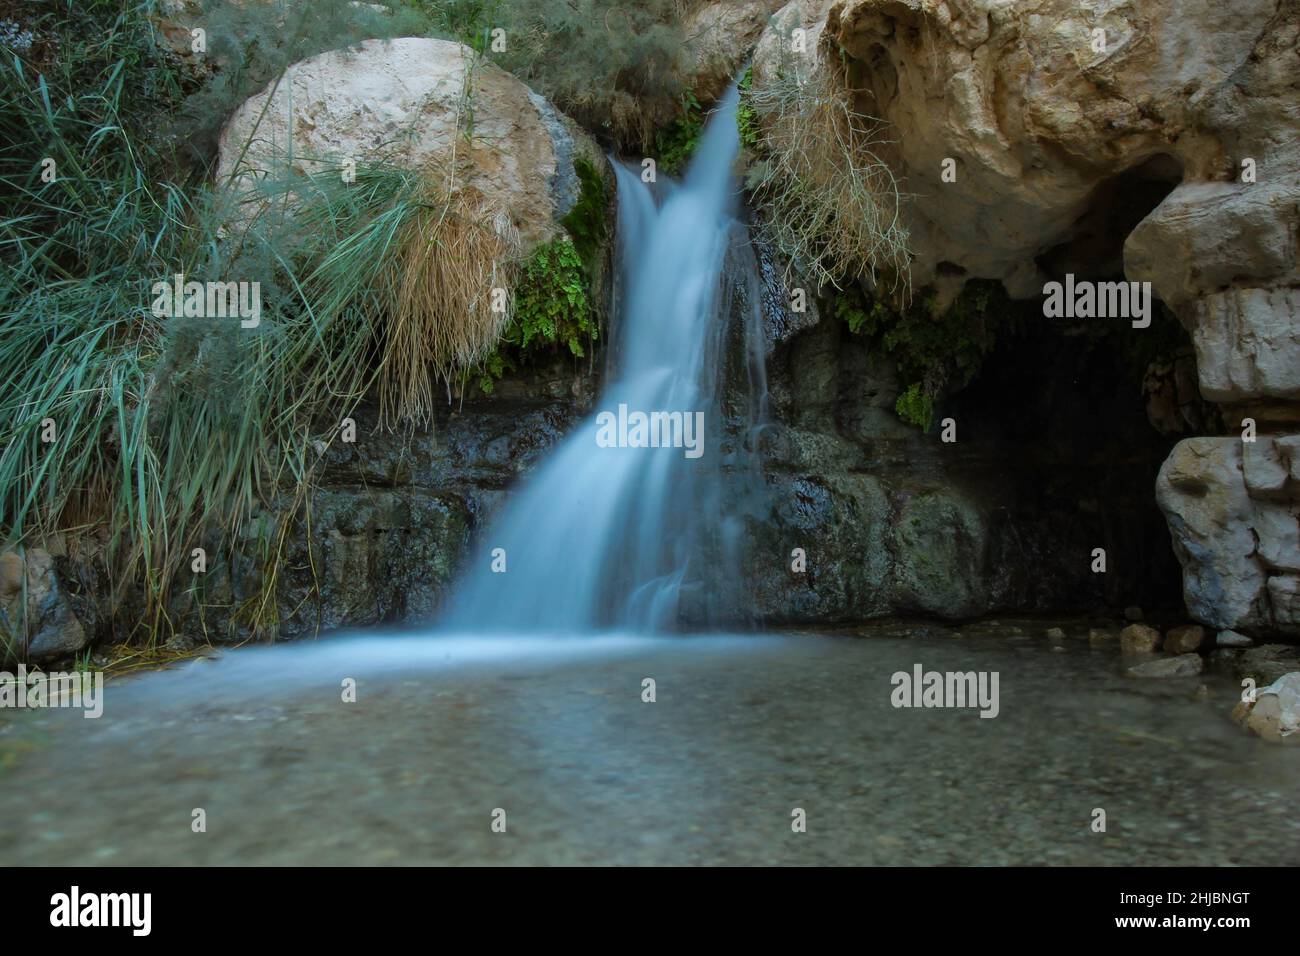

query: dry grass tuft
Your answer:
[747,52,912,295]
[382,187,520,427]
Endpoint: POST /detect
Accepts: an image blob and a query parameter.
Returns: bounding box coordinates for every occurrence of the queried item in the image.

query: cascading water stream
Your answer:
[438,85,769,634]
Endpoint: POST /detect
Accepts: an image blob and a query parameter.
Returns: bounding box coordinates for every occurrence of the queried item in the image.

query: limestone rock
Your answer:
[1156,438,1269,630]
[1187,288,1300,403]
[215,37,596,250]
[754,0,1283,295]
[1232,671,1300,743]
[1120,623,1161,655]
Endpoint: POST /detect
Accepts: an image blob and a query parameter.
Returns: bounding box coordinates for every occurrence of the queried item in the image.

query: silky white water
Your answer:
[439,85,768,632]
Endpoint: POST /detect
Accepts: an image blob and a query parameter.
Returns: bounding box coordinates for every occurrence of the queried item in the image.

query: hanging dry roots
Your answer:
[747,57,912,295]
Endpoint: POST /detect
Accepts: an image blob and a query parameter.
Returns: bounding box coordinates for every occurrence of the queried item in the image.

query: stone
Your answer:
[1216,629,1254,647]
[1155,438,1269,630]
[1124,606,1144,623]
[891,489,988,619]
[1164,624,1208,655]
[1119,623,1161,655]
[1088,628,1118,646]
[1187,288,1300,403]
[215,37,596,251]
[0,548,88,665]
[1126,180,1299,310]
[682,0,788,104]
[1231,672,1300,744]
[1045,627,1066,640]
[1126,654,1205,679]
[1242,438,1291,499]
[1267,576,1300,626]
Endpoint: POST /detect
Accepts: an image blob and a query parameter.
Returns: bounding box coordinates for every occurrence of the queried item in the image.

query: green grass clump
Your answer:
[0,1,536,647]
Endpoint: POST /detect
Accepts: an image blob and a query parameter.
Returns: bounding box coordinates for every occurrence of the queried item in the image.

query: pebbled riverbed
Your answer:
[1,625,1296,866]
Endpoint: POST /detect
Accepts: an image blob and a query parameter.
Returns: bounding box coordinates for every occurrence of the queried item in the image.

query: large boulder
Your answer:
[215,36,601,250]
[1232,672,1300,744]
[1156,436,1300,633]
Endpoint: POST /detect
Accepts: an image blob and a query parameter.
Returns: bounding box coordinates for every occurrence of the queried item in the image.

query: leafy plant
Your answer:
[654,90,705,176]
[507,237,594,356]
[837,281,1008,431]
[894,384,934,432]
[477,236,597,393]
[560,156,608,273]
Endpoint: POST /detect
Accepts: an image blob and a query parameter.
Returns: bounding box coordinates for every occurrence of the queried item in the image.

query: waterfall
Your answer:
[439,85,769,633]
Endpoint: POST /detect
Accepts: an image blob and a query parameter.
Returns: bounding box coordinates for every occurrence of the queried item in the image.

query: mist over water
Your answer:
[438,85,770,633]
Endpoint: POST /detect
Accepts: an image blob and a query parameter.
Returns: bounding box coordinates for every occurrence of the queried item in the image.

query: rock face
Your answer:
[215,37,598,249]
[159,359,599,644]
[0,548,88,665]
[753,0,1299,634]
[738,303,1182,624]
[757,0,1288,296]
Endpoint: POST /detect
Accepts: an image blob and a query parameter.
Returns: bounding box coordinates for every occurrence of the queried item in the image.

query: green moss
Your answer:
[560,157,609,273]
[895,383,934,432]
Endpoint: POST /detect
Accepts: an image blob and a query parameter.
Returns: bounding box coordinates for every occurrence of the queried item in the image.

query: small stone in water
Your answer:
[1164,624,1207,654]
[1120,623,1161,655]
[1217,629,1253,648]
[1126,654,1204,679]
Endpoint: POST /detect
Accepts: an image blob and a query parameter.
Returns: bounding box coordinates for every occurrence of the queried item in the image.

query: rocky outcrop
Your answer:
[215,36,602,250]
[740,303,1182,623]
[756,0,1285,296]
[157,359,600,645]
[752,0,1299,634]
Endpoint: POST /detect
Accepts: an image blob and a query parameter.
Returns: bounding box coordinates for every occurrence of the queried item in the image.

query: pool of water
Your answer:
[1,625,1296,865]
